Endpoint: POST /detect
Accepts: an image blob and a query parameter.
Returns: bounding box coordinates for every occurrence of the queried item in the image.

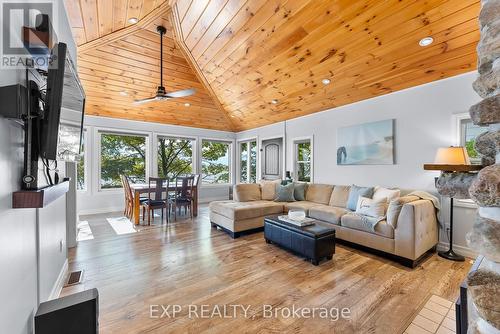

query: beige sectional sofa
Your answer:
[209,183,439,267]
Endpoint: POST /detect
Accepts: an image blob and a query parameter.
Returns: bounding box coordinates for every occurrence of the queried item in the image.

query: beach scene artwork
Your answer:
[337,119,394,165]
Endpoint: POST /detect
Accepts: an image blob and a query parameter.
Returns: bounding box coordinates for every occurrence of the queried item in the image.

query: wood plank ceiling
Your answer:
[170,0,480,131]
[64,0,234,131]
[66,0,480,132]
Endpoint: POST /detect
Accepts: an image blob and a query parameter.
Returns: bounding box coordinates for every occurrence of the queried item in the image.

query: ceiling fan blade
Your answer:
[134,96,159,105]
[164,88,196,98]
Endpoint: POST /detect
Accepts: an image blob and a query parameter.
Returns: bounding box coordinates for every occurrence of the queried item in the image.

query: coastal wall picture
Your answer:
[336,119,395,165]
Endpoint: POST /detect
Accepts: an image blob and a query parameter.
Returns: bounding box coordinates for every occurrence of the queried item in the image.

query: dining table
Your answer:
[130,181,199,225]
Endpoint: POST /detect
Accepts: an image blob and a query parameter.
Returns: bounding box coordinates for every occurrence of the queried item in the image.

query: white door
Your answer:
[261,138,283,180]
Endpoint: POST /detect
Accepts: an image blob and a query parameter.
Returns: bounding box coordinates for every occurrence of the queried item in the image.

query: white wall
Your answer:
[237,72,481,254]
[0,2,75,332]
[78,116,236,214]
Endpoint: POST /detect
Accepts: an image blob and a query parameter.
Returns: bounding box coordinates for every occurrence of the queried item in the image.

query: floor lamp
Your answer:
[424,146,481,262]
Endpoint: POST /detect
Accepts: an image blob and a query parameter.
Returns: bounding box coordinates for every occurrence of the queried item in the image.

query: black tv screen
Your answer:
[40,42,67,160]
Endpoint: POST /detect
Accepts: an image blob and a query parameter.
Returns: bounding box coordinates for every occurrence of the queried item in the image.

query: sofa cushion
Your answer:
[260,180,281,200]
[373,186,401,203]
[329,185,350,208]
[234,184,261,202]
[346,185,374,210]
[284,201,322,215]
[209,200,283,220]
[341,213,394,239]
[293,182,307,201]
[305,184,334,205]
[275,183,295,202]
[309,206,350,225]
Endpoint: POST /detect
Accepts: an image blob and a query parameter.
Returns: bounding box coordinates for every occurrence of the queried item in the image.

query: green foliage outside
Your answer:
[77,151,85,190]
[240,142,248,182]
[297,142,311,182]
[202,141,230,184]
[100,134,146,188]
[465,140,477,158]
[157,137,193,180]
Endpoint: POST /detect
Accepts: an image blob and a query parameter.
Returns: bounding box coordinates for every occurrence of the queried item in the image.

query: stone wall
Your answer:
[465,0,500,332]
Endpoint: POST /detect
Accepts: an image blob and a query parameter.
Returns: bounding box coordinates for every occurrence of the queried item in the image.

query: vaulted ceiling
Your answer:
[65,0,480,132]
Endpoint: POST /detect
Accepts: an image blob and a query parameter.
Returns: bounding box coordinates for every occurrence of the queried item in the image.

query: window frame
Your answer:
[292,136,314,183]
[237,137,258,183]
[97,129,150,192]
[153,133,197,179]
[199,137,233,187]
[77,127,90,193]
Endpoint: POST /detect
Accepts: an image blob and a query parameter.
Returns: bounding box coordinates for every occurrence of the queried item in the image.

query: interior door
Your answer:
[261,138,283,180]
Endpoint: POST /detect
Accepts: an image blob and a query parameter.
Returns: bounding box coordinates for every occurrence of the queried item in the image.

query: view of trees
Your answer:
[202,140,230,184]
[239,141,257,183]
[100,133,146,188]
[296,141,311,182]
[77,134,85,190]
[157,137,193,180]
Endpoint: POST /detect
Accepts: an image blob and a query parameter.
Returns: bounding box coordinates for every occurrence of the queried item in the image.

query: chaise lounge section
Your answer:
[209,183,439,267]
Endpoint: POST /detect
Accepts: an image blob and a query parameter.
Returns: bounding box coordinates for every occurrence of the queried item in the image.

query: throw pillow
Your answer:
[274,183,296,202]
[305,184,334,204]
[260,180,281,200]
[386,195,420,228]
[293,182,307,201]
[373,186,401,202]
[329,185,351,207]
[355,196,387,219]
[346,185,374,211]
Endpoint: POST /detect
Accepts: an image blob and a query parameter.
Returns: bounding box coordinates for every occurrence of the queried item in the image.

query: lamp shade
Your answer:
[434,147,470,165]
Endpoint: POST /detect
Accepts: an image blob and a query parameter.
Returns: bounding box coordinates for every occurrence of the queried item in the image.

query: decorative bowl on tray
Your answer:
[288,209,306,221]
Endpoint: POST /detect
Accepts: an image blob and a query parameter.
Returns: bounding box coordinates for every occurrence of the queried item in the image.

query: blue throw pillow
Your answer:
[293,182,307,201]
[347,185,374,210]
[275,183,296,202]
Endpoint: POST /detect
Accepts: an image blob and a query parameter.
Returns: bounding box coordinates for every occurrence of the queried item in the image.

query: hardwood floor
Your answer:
[64,206,471,333]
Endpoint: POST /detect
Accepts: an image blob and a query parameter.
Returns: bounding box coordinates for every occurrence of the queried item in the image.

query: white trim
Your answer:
[437,243,477,259]
[199,137,234,185]
[79,206,125,216]
[48,259,68,300]
[236,137,258,183]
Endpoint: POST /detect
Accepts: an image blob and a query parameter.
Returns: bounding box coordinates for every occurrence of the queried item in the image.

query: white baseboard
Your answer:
[437,242,477,259]
[48,259,68,300]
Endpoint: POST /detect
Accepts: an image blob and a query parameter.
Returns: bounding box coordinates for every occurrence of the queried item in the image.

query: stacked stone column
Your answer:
[464,0,500,332]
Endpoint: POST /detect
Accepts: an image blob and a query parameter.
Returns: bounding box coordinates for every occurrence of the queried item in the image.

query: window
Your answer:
[460,118,488,164]
[77,129,86,191]
[239,140,257,183]
[157,136,195,180]
[201,140,231,184]
[294,139,312,182]
[100,133,147,189]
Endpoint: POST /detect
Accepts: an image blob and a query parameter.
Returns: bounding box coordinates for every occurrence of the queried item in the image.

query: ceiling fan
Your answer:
[134,26,195,105]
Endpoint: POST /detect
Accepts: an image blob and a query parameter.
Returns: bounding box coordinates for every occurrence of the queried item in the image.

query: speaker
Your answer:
[35,288,99,334]
[0,84,27,120]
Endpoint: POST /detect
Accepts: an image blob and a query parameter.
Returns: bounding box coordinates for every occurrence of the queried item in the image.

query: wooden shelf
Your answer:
[12,180,69,209]
[423,164,483,172]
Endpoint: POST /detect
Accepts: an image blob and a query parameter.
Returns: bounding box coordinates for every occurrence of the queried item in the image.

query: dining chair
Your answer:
[170,175,195,221]
[121,175,147,219]
[141,177,169,225]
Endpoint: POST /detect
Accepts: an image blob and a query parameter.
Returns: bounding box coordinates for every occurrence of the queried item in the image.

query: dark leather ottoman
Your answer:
[264,216,336,265]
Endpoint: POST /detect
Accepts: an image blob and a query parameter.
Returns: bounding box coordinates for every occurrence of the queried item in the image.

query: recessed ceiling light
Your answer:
[184,103,190,107]
[271,99,278,104]
[119,91,128,96]
[128,17,138,24]
[419,37,433,47]
[322,78,331,85]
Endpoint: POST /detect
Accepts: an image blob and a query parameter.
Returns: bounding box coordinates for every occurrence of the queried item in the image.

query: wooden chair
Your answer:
[141,177,169,225]
[170,176,195,221]
[120,175,147,219]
